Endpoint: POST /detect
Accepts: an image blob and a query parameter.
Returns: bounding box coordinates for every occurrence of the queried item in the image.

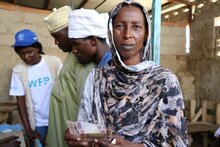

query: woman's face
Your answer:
[17,47,40,65]
[113,5,147,65]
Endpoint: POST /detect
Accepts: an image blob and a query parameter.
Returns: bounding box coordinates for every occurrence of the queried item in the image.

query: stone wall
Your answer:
[189,1,220,101]
[161,23,195,101]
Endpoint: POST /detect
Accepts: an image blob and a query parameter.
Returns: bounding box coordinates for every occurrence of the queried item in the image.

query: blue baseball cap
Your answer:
[12,29,38,47]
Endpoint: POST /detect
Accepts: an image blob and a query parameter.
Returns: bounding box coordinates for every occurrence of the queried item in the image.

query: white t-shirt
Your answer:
[10,58,55,127]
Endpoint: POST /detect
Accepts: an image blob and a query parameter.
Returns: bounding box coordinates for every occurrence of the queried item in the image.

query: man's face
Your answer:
[71,38,96,64]
[113,5,147,65]
[51,28,72,52]
[17,47,40,65]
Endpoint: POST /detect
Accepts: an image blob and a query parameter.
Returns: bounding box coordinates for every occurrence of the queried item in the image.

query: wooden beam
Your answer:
[44,0,50,10]
[0,113,8,123]
[12,0,16,5]
[149,2,172,14]
[190,108,202,122]
[216,102,220,125]
[190,99,196,120]
[0,1,51,14]
[77,0,89,9]
[95,0,107,9]
[0,106,17,112]
[167,0,194,5]
[0,102,17,106]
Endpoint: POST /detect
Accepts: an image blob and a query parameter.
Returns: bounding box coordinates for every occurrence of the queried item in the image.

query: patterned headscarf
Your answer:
[108,0,153,72]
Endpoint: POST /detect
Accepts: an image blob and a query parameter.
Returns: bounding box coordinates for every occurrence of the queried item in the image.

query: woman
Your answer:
[65,1,188,146]
[9,29,62,147]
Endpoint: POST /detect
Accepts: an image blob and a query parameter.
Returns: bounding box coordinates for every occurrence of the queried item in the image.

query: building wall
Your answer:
[189,1,220,101]
[161,23,195,101]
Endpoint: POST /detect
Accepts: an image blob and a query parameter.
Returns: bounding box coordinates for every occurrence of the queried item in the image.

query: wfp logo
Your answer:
[18,33,25,41]
[29,77,50,88]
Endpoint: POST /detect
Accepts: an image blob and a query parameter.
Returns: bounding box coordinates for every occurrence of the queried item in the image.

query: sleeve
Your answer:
[9,71,25,96]
[214,127,220,138]
[142,74,188,146]
[77,70,95,123]
[57,60,63,75]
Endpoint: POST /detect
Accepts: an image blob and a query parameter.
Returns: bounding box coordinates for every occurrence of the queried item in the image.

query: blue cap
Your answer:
[12,29,38,47]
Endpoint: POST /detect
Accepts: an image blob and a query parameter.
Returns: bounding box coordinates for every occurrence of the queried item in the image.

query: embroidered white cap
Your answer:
[43,6,71,33]
[68,8,108,39]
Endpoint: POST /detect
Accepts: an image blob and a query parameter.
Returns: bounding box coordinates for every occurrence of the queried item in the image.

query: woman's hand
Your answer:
[94,136,144,147]
[64,128,91,147]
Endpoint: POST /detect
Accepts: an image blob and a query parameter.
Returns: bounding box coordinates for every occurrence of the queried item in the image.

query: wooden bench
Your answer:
[184,99,196,122]
[0,102,17,124]
[0,102,26,147]
[186,100,220,147]
[0,131,26,147]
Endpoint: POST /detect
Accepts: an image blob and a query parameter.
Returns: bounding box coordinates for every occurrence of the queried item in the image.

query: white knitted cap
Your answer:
[43,6,71,33]
[68,8,108,39]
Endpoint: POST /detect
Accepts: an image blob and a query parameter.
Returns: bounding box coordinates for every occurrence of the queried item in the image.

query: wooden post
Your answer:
[216,102,220,125]
[190,99,196,120]
[70,0,74,9]
[151,0,161,64]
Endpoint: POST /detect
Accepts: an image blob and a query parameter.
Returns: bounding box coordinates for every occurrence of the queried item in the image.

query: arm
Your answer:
[141,74,188,146]
[77,70,95,123]
[16,96,40,141]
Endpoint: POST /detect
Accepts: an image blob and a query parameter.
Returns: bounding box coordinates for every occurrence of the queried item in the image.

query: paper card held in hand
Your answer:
[67,120,112,138]
[76,121,106,134]
[66,120,79,135]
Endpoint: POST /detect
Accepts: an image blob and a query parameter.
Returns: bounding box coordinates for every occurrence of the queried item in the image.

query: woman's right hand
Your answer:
[64,128,90,147]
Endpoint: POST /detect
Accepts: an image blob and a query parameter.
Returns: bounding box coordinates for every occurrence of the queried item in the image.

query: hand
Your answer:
[64,128,91,147]
[94,136,144,147]
[25,129,40,142]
